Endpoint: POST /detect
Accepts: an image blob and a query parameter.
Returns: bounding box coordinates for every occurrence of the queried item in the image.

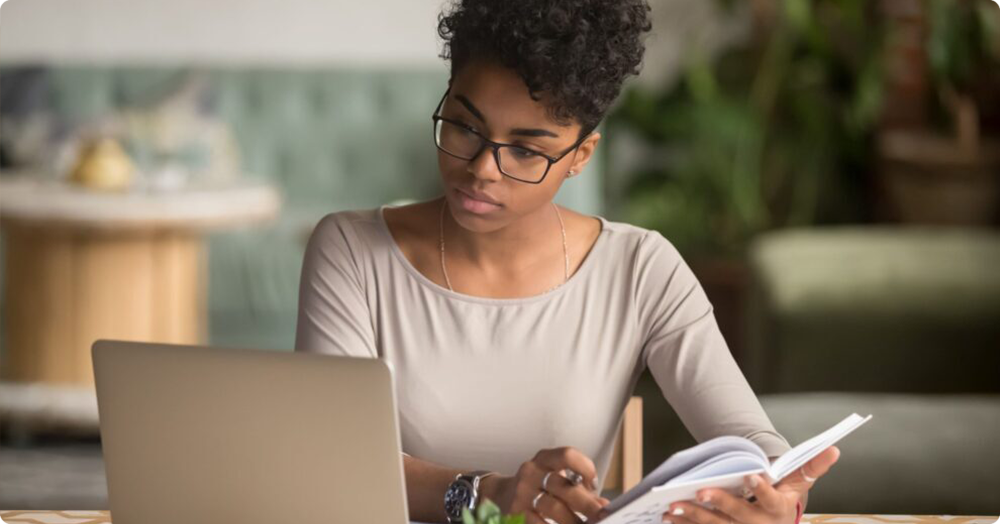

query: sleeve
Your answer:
[634,230,791,459]
[294,213,378,359]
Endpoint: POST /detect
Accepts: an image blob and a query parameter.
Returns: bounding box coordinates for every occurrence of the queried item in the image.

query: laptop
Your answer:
[92,340,410,524]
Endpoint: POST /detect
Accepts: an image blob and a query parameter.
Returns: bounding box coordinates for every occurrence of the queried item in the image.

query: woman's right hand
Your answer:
[480,447,611,524]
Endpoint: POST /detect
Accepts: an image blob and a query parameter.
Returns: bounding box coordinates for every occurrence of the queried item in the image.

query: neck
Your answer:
[441,198,562,274]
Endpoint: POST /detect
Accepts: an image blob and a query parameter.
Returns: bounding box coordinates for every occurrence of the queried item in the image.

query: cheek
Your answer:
[437,151,467,181]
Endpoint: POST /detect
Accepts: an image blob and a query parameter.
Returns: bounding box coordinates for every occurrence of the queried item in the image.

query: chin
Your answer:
[448,205,509,234]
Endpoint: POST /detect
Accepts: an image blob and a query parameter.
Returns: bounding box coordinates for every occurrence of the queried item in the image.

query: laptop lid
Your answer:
[92,340,409,524]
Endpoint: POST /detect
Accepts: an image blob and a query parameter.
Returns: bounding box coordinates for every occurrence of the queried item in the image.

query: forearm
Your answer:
[404,454,504,523]
[404,454,462,523]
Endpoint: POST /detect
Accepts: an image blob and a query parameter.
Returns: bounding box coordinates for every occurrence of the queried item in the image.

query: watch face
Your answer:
[444,478,475,520]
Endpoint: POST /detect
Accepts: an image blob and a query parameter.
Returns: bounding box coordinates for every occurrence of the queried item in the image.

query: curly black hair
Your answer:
[438,0,652,135]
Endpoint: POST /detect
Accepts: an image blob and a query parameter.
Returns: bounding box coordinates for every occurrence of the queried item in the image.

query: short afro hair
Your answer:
[438,0,652,135]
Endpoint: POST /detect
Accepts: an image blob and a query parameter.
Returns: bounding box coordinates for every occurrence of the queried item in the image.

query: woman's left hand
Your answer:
[660,446,840,524]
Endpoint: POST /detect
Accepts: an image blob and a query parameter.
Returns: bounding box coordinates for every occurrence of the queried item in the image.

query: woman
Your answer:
[295,1,839,523]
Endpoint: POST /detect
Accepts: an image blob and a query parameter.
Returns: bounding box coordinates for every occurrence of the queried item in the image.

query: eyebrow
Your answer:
[454,94,561,139]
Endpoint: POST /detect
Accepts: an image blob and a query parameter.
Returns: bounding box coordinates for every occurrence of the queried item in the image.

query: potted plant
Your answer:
[607,0,884,361]
[876,0,1000,224]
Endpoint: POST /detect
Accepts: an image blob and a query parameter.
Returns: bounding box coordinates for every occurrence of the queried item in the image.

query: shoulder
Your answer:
[594,218,699,309]
[312,207,381,239]
[598,223,710,337]
[556,206,681,262]
[307,200,439,264]
[595,216,685,269]
[304,207,388,271]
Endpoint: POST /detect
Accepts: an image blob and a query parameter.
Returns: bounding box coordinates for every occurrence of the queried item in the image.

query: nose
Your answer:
[467,144,504,182]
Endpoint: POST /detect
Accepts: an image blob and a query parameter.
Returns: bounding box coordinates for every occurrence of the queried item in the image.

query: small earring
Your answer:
[568,170,576,177]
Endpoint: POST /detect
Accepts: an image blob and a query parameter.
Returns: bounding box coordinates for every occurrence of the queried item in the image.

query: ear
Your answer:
[566,132,601,178]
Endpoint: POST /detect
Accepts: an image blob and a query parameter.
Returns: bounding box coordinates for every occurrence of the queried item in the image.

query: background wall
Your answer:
[0,0,446,67]
[0,0,738,81]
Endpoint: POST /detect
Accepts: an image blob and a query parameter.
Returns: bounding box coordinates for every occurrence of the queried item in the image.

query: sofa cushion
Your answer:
[746,228,1000,394]
[761,392,1000,515]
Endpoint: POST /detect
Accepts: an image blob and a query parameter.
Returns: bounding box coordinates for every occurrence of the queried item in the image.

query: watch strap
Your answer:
[447,470,496,523]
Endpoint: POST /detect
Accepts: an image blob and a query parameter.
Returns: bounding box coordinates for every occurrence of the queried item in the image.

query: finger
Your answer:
[665,501,730,524]
[534,490,583,524]
[801,446,840,483]
[779,446,841,490]
[511,462,551,514]
[535,447,599,491]
[664,516,706,524]
[530,511,563,524]
[525,510,551,524]
[535,448,599,491]
[543,472,606,522]
[696,487,757,524]
[515,461,547,497]
[745,473,784,515]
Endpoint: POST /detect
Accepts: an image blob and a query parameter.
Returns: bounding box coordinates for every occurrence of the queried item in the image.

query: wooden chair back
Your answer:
[603,396,643,493]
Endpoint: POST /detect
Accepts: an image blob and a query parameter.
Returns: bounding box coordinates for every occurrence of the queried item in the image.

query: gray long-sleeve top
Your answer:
[294,206,791,488]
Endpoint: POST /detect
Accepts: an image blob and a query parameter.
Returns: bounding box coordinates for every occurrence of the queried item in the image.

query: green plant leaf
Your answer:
[456,499,525,524]
[608,0,882,256]
[476,499,501,521]
[783,0,813,34]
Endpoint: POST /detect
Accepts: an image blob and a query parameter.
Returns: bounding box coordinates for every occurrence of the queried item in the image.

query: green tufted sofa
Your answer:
[0,65,605,358]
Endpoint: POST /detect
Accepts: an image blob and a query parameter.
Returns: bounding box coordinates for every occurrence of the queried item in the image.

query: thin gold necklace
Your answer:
[439,199,569,293]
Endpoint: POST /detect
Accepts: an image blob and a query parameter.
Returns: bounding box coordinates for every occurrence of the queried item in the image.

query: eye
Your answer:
[509,146,541,160]
[453,120,479,135]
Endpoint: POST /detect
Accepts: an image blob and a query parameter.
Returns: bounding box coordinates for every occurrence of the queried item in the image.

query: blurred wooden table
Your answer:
[0,511,997,523]
[0,175,281,387]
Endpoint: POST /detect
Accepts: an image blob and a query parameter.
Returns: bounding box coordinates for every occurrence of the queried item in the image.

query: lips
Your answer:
[456,187,502,206]
[454,187,502,215]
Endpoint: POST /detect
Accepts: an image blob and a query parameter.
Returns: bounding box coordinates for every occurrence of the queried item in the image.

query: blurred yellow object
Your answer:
[70,138,134,191]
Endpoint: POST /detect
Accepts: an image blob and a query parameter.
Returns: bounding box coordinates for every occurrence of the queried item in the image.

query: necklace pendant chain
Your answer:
[439,199,569,293]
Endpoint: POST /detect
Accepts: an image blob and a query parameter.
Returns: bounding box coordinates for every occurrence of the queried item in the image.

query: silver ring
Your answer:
[532,491,545,511]
[800,467,817,483]
[563,468,584,486]
[542,471,554,491]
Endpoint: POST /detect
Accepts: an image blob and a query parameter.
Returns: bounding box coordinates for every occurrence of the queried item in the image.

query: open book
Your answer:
[601,413,873,524]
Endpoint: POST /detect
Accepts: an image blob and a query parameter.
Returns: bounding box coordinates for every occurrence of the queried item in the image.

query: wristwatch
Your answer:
[444,470,496,523]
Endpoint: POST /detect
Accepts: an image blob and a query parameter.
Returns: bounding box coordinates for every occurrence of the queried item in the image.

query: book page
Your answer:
[769,413,873,480]
[602,413,873,524]
[602,470,765,524]
[667,450,770,485]
[604,436,766,513]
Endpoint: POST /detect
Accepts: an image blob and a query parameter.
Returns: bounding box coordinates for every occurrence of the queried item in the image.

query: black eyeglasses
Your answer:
[431,89,588,184]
